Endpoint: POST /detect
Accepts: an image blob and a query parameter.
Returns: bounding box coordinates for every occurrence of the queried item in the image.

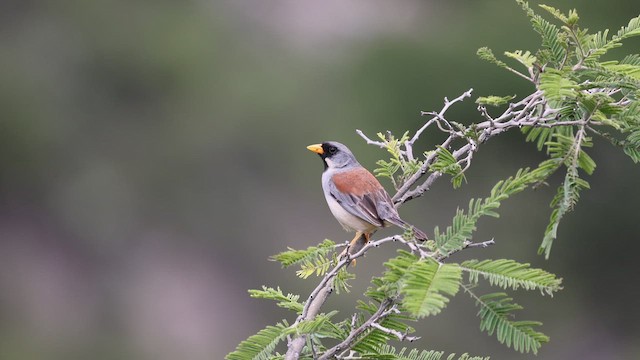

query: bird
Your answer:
[307,141,428,256]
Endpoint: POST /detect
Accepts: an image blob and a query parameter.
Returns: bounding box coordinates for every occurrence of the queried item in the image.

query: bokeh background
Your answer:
[1,1,639,359]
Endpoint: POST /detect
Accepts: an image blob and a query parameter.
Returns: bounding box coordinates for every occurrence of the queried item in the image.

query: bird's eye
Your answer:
[328,146,338,154]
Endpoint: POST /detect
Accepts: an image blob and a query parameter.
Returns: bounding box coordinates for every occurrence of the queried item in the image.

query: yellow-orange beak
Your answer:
[306,144,324,154]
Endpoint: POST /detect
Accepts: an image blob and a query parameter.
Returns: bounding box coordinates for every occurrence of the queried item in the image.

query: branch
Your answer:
[356,129,386,148]
[393,89,594,205]
[410,89,474,147]
[370,323,421,342]
[320,301,419,360]
[285,236,400,360]
[437,239,496,260]
[318,299,394,360]
[285,86,596,358]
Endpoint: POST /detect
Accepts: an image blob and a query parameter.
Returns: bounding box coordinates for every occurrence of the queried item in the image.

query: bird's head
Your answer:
[307,141,359,170]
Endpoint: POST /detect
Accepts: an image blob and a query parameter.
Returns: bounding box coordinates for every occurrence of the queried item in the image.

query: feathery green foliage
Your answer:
[517,1,566,65]
[226,322,290,360]
[375,132,423,189]
[294,311,340,337]
[584,15,640,64]
[434,166,555,255]
[271,239,335,268]
[483,3,640,258]
[505,50,537,69]
[536,127,592,257]
[461,259,562,295]
[624,129,640,163]
[381,250,420,286]
[296,255,333,279]
[249,286,303,314]
[475,95,516,107]
[333,267,355,294]
[466,289,549,354]
[476,47,508,69]
[429,147,466,188]
[401,260,462,318]
[538,70,578,105]
[361,345,490,360]
[375,251,461,319]
[616,101,640,162]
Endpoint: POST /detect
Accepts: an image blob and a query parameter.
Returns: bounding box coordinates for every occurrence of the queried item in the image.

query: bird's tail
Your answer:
[410,225,428,241]
[387,217,429,241]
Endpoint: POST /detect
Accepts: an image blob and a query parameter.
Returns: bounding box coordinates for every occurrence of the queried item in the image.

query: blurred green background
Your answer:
[1,1,639,359]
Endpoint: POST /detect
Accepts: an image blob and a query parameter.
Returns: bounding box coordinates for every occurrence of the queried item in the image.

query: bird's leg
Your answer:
[340,232,361,257]
[349,231,363,249]
[339,232,364,266]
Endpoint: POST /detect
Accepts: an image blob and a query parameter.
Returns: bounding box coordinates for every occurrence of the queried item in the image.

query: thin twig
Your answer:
[318,299,393,360]
[370,323,421,342]
[356,129,386,148]
[466,239,496,248]
[410,89,474,147]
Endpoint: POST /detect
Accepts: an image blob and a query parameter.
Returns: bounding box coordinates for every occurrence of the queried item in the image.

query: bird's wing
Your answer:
[329,168,400,227]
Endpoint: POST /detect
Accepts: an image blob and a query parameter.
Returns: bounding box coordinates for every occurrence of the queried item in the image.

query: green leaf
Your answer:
[517,1,566,65]
[539,127,591,259]
[226,322,289,360]
[401,260,462,318]
[270,239,335,268]
[466,289,549,354]
[577,150,596,175]
[361,344,490,360]
[430,146,466,188]
[461,259,563,295]
[624,145,640,163]
[621,54,640,66]
[373,131,423,189]
[475,95,516,107]
[294,311,339,337]
[583,15,640,63]
[539,69,578,104]
[379,252,462,318]
[382,250,420,286]
[615,14,640,41]
[332,267,355,294]
[435,166,556,255]
[505,50,537,69]
[249,286,303,314]
[601,63,640,79]
[522,126,553,151]
[296,255,333,279]
[539,170,589,259]
[537,4,579,27]
[622,122,640,163]
[477,47,509,70]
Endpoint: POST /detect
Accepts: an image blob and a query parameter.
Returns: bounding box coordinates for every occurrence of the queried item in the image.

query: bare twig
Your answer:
[410,89,474,148]
[465,239,497,248]
[438,239,497,261]
[322,298,420,359]
[356,129,386,148]
[318,299,392,360]
[370,323,421,342]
